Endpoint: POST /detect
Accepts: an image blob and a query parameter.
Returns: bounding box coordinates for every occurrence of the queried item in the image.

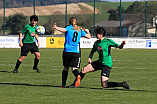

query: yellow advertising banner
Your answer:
[46,37,65,48]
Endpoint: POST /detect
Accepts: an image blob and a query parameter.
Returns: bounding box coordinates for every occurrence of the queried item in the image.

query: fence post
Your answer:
[3,0,5,35]
[34,0,35,15]
[145,1,147,37]
[65,0,67,26]
[93,0,95,36]
[120,0,122,37]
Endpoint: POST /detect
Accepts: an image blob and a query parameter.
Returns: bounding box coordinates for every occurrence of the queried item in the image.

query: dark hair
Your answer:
[30,15,38,22]
[94,26,106,36]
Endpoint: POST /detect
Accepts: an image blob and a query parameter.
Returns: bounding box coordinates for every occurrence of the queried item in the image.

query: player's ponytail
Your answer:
[69,17,81,32]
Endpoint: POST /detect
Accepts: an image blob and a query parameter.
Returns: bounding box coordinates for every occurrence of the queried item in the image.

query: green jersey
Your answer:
[91,38,119,67]
[21,24,37,43]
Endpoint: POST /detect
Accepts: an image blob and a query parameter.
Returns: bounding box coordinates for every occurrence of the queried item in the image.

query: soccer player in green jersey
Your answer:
[70,26,130,89]
[13,15,41,73]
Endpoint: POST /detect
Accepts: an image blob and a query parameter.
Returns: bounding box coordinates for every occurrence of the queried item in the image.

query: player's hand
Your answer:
[88,58,92,64]
[121,41,126,45]
[19,42,23,47]
[53,23,57,29]
[84,29,89,33]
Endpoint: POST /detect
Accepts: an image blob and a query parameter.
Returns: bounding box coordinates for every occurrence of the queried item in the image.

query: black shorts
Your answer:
[63,51,81,68]
[91,60,111,78]
[21,42,39,56]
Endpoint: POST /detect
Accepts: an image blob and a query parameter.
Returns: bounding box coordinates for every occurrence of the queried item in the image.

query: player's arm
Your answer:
[87,42,97,64]
[19,33,23,47]
[118,41,125,49]
[84,29,91,39]
[35,34,40,47]
[53,23,66,32]
[88,52,94,64]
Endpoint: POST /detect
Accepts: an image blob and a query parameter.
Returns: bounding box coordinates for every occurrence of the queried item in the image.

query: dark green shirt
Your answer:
[21,24,37,43]
[91,38,119,67]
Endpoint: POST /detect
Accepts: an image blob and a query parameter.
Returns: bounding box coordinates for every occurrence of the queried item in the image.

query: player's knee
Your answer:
[64,67,69,71]
[71,67,78,71]
[81,67,85,73]
[101,80,108,88]
[36,53,40,60]
[102,84,108,88]
[19,56,25,61]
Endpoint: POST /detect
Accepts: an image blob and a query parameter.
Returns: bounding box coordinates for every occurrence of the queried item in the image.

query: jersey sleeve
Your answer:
[81,29,87,37]
[65,25,70,32]
[21,24,29,34]
[108,39,119,48]
[91,41,97,54]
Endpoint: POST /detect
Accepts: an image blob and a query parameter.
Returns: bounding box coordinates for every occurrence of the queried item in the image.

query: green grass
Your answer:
[0,48,157,104]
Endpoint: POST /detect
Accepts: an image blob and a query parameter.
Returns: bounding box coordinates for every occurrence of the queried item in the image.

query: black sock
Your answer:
[80,72,85,81]
[33,57,39,69]
[62,70,68,85]
[107,82,123,88]
[71,71,85,86]
[72,69,80,77]
[15,60,22,69]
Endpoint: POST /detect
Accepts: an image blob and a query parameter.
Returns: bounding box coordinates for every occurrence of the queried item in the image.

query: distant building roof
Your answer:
[91,21,131,28]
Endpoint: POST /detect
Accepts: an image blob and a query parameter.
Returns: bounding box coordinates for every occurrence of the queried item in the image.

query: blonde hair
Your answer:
[69,17,83,32]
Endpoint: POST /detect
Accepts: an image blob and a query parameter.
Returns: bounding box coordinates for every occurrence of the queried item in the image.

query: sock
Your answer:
[72,69,80,77]
[15,60,22,69]
[71,71,85,86]
[33,57,39,69]
[107,82,123,88]
[62,70,68,85]
[80,72,85,81]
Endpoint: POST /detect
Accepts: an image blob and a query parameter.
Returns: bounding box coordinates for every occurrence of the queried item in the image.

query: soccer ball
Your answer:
[36,25,45,35]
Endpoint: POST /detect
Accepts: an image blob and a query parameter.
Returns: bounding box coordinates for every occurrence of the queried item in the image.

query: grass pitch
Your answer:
[0,48,157,104]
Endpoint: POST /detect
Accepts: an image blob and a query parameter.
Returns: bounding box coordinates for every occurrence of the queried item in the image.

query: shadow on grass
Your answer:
[79,86,157,93]
[0,82,156,93]
[0,82,60,88]
[0,71,12,73]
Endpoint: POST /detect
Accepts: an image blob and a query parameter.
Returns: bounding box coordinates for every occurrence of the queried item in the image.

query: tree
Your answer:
[125,1,145,14]
[5,13,28,34]
[108,12,120,21]
[116,6,125,13]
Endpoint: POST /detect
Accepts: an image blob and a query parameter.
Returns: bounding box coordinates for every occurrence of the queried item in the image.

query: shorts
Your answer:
[91,60,111,78]
[21,42,39,56]
[63,51,81,68]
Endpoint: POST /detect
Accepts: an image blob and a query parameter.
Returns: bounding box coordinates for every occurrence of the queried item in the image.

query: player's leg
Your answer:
[79,60,101,81]
[106,81,130,90]
[32,43,41,73]
[70,53,82,87]
[61,67,69,88]
[61,52,70,88]
[13,56,25,73]
[69,64,95,88]
[101,66,130,89]
[33,52,41,73]
[71,67,81,87]
[13,44,29,73]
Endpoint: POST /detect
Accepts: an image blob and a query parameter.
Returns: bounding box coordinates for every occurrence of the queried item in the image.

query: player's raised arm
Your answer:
[118,41,126,49]
[84,29,91,39]
[53,23,66,32]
